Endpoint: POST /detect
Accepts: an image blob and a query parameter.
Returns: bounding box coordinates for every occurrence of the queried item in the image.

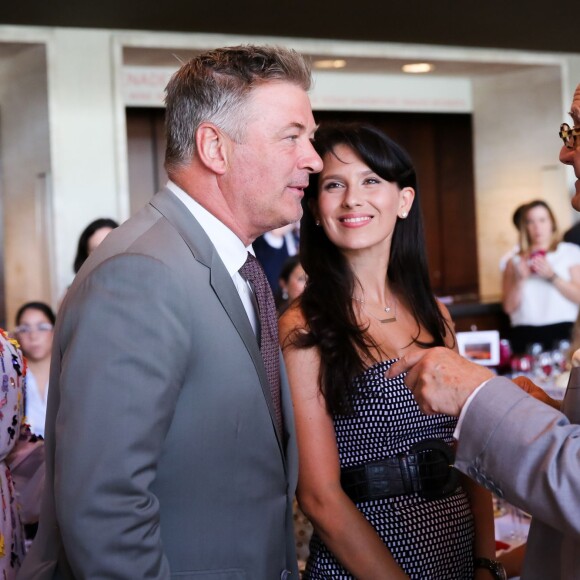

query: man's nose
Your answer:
[302,141,323,173]
[559,144,575,166]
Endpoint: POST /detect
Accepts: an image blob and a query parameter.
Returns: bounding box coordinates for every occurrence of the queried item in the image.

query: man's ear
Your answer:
[195,123,229,174]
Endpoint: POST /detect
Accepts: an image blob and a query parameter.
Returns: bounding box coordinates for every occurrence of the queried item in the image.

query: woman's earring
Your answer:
[315,220,321,226]
[400,212,408,219]
[282,289,289,300]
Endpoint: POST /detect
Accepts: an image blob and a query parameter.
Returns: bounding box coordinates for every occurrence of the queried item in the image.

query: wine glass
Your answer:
[536,351,554,381]
[506,503,531,542]
[511,354,532,377]
[550,348,566,377]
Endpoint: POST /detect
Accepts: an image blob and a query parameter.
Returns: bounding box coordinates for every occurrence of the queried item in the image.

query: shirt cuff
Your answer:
[453,379,492,439]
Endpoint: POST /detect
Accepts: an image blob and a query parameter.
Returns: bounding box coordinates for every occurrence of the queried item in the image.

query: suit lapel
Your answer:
[149,189,286,456]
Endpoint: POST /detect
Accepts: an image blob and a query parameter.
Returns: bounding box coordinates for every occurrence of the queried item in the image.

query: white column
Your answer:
[46,28,121,301]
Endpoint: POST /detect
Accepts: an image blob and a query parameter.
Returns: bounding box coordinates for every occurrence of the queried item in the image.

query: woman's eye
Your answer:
[323,181,343,190]
[364,177,380,185]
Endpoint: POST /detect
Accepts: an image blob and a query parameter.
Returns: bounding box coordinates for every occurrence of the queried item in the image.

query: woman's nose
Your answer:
[342,188,362,208]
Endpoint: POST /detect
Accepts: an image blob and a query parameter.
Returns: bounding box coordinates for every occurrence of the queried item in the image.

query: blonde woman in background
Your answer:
[503,199,580,353]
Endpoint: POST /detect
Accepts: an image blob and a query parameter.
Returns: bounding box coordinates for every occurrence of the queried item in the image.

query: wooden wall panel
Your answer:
[126,108,167,214]
[126,108,479,298]
[434,115,479,296]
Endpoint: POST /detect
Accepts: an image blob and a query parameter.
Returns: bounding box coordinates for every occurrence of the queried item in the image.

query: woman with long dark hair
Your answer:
[280,123,496,579]
[73,218,118,274]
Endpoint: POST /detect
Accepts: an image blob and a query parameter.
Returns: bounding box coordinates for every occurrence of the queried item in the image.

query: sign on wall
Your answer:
[122,66,472,113]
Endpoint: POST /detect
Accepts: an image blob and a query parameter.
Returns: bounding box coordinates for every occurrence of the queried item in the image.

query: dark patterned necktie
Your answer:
[239,253,282,431]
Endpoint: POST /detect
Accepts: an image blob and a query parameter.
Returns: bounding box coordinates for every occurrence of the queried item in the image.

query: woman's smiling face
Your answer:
[315,144,414,256]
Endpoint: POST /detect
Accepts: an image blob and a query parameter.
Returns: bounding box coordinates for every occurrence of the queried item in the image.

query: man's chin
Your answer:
[285,205,303,226]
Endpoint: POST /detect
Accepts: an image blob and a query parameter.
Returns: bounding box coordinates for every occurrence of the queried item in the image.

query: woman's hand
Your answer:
[509,256,531,280]
[502,256,529,314]
[529,254,555,281]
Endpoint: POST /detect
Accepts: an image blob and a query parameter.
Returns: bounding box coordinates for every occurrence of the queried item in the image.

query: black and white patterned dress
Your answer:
[304,359,475,580]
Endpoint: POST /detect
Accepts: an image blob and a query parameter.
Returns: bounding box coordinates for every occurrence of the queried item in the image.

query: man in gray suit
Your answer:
[390,83,580,579]
[19,45,322,580]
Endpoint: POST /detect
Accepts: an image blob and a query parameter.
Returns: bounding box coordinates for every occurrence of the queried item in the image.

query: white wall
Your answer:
[47,28,121,299]
[472,66,569,300]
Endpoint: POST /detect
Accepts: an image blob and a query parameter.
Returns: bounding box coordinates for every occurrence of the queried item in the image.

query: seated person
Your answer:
[14,302,55,437]
[277,256,307,315]
[253,223,298,294]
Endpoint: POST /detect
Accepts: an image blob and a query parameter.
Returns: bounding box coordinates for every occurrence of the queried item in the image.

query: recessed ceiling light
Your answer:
[313,59,347,69]
[402,62,434,74]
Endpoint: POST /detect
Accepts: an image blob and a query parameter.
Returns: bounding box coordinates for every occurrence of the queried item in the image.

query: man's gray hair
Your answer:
[164,45,312,173]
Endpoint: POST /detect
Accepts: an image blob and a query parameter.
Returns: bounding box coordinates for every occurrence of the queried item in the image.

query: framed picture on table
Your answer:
[456,330,500,366]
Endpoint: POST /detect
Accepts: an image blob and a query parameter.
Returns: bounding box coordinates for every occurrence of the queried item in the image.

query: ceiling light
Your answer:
[313,59,347,69]
[402,62,434,74]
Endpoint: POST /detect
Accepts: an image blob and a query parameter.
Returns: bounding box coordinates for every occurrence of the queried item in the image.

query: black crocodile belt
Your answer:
[340,438,459,502]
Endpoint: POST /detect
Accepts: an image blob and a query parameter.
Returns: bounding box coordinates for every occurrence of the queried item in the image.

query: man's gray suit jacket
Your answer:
[455,371,580,579]
[18,189,299,580]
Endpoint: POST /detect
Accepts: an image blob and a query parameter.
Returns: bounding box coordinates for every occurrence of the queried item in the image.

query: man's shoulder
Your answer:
[72,201,202,291]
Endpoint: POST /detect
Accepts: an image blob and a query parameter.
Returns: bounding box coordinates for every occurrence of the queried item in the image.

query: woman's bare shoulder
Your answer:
[279,302,308,346]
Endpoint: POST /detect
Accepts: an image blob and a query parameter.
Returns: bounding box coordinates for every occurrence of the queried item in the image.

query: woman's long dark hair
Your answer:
[73,218,119,274]
[15,301,56,326]
[292,123,451,415]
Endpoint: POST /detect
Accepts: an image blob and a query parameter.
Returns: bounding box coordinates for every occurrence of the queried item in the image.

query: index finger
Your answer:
[387,349,428,378]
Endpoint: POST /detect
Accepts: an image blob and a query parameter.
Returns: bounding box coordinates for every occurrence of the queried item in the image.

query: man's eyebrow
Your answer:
[285,121,319,139]
[281,122,307,135]
[287,122,306,130]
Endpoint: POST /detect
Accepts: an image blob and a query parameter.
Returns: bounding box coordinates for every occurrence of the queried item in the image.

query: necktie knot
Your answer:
[240,253,282,431]
[239,254,265,290]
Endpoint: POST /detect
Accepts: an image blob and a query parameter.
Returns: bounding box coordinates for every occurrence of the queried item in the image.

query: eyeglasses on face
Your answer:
[559,123,580,149]
[15,323,54,334]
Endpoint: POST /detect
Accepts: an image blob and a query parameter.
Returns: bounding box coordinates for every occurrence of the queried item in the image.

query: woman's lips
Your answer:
[339,214,373,227]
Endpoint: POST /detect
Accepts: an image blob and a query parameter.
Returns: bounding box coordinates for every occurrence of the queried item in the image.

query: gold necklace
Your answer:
[352,295,397,324]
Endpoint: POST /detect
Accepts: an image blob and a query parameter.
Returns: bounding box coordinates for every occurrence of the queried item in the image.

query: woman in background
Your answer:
[14,302,55,437]
[503,200,580,353]
[280,123,495,579]
[253,223,299,294]
[73,218,118,274]
[277,256,307,315]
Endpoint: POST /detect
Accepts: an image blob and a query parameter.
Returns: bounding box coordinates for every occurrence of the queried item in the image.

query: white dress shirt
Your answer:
[25,370,48,438]
[166,181,258,335]
[453,380,491,439]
